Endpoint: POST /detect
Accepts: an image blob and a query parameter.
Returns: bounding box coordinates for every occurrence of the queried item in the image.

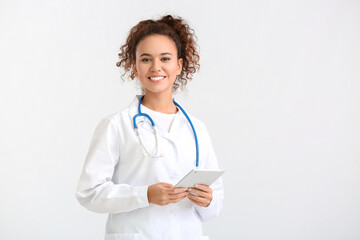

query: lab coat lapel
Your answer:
[168,108,186,138]
[152,102,188,142]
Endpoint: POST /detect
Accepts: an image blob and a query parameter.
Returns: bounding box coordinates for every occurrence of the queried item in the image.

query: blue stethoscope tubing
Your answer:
[133,96,199,168]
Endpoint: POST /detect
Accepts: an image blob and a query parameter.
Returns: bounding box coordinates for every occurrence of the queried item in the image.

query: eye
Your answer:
[161,57,170,61]
[141,58,151,62]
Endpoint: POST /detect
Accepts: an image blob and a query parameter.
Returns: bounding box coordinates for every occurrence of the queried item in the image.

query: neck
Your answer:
[141,91,178,114]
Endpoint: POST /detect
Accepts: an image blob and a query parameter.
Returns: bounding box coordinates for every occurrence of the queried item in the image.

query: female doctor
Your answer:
[76,15,224,240]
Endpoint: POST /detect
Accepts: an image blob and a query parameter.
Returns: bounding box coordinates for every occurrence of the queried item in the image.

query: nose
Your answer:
[150,59,161,72]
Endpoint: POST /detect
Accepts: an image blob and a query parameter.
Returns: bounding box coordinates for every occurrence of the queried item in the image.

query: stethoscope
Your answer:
[133,96,199,168]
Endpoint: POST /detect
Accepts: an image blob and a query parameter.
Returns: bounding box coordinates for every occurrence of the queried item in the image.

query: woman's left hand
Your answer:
[187,184,213,207]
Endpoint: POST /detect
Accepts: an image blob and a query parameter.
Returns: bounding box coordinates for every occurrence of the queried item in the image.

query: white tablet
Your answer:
[174,169,225,188]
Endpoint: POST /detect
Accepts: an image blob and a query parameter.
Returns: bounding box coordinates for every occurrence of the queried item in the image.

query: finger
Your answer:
[168,195,187,203]
[188,188,211,198]
[169,192,188,200]
[169,187,187,194]
[194,184,213,193]
[187,193,207,202]
[169,193,188,200]
[187,194,209,207]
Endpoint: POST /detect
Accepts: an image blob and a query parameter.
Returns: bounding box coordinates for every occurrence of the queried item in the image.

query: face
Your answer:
[134,34,183,95]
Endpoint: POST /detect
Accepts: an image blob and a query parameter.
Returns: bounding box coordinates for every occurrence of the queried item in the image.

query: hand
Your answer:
[187,184,213,207]
[147,182,187,206]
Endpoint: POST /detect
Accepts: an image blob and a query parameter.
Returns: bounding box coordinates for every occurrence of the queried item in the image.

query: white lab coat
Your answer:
[76,96,224,240]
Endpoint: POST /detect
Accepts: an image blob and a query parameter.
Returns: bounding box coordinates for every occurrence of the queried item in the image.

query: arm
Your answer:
[75,116,188,213]
[75,116,149,214]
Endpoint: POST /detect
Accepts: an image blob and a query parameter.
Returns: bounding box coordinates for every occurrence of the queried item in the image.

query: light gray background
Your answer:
[1,0,359,239]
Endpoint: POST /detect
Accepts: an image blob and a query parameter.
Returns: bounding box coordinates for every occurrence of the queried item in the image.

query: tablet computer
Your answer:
[174,169,225,188]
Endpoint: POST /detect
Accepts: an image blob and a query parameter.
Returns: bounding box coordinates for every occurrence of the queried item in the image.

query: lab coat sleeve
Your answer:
[194,123,224,222]
[75,116,150,214]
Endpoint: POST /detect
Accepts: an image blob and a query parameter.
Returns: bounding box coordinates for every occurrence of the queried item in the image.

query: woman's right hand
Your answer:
[147,182,187,206]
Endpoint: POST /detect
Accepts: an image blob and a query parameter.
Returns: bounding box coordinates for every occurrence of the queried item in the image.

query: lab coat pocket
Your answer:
[105,233,140,240]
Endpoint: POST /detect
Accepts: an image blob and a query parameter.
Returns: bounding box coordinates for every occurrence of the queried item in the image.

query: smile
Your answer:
[148,76,166,81]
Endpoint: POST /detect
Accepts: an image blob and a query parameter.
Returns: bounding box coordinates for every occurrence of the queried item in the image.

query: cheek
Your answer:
[136,64,147,76]
[168,64,180,75]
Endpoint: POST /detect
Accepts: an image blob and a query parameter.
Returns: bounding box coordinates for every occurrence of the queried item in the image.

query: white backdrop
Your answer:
[1,0,359,239]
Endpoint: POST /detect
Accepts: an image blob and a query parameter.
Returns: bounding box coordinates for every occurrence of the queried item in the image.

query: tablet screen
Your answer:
[174,169,224,188]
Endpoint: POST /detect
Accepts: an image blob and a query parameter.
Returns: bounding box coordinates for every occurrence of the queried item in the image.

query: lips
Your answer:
[148,76,166,81]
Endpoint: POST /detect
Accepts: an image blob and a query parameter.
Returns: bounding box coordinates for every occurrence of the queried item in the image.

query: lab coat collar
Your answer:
[127,95,188,140]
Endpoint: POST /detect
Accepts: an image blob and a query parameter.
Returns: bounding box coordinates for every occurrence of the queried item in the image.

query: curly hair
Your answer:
[116,15,200,91]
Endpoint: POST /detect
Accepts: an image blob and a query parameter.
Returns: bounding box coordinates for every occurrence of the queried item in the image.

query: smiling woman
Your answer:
[76,15,224,240]
[116,15,200,92]
[134,35,183,101]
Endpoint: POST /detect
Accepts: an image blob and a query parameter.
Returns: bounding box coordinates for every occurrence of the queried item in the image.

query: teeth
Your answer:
[149,76,165,81]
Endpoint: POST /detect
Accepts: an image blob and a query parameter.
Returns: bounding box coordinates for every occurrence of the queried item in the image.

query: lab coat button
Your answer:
[170,208,177,215]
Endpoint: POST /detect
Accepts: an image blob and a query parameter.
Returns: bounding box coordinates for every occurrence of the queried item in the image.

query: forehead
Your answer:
[136,35,177,56]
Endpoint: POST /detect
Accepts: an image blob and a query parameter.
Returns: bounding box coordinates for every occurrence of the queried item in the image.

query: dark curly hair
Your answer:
[116,15,200,91]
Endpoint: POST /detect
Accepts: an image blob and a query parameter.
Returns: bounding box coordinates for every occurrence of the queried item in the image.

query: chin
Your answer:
[144,86,172,94]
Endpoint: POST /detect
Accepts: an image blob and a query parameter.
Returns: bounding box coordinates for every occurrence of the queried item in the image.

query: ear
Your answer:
[176,58,183,75]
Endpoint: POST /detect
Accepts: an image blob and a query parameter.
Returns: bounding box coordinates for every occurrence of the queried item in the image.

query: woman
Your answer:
[76,15,224,240]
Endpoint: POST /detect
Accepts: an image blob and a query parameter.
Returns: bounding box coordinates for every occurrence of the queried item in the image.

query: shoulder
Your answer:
[179,110,212,142]
[174,99,210,136]
[101,108,128,123]
[186,112,206,129]
[94,101,135,132]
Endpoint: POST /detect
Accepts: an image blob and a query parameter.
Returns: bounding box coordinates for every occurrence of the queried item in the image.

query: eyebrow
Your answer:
[139,52,172,57]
